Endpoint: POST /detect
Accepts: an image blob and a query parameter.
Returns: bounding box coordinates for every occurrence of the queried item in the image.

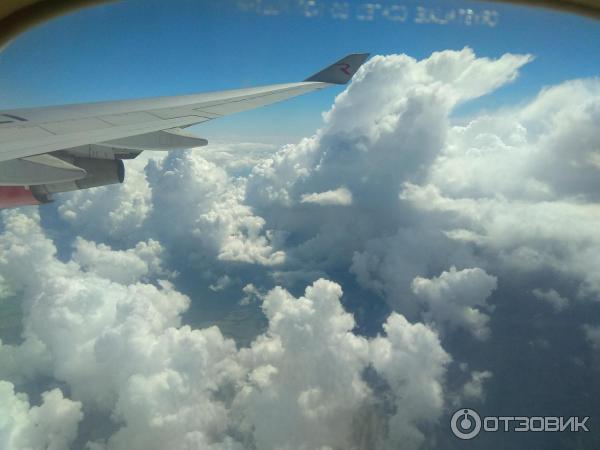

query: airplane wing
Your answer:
[0,53,368,207]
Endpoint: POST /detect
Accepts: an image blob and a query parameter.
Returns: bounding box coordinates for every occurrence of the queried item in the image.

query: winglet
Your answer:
[304,53,370,85]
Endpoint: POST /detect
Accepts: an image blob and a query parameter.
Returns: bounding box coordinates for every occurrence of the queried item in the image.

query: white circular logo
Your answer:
[451,408,482,440]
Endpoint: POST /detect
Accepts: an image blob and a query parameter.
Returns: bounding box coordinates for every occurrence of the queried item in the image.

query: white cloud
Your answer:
[235,279,450,450]
[402,182,600,300]
[532,288,569,312]
[582,324,600,350]
[301,186,353,206]
[0,211,245,448]
[234,279,373,449]
[0,335,51,385]
[244,48,531,280]
[400,78,600,304]
[0,381,82,450]
[350,228,468,316]
[54,148,285,267]
[461,370,493,402]
[209,275,232,292]
[249,48,533,212]
[72,237,171,285]
[411,267,497,340]
[0,211,450,449]
[369,313,451,448]
[240,283,261,305]
[321,49,531,136]
[199,141,278,177]
[430,79,600,202]
[58,156,153,238]
[146,151,285,266]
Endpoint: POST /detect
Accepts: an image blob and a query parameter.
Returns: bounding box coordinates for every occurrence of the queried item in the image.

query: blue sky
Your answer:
[0,0,598,143]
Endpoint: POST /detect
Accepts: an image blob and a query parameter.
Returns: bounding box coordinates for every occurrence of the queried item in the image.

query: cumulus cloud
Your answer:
[58,156,153,239]
[0,211,262,448]
[239,283,261,305]
[427,80,600,204]
[235,280,450,450]
[460,370,493,402]
[242,48,531,278]
[0,211,450,449]
[209,275,232,292]
[398,78,600,304]
[146,151,285,266]
[300,186,353,205]
[532,288,570,312]
[402,182,600,300]
[0,211,191,407]
[582,324,600,350]
[0,381,82,450]
[55,150,285,267]
[411,267,497,340]
[369,313,451,448]
[72,237,171,284]
[199,141,278,177]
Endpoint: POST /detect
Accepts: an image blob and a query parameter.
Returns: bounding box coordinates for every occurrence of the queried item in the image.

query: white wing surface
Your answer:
[0,54,369,163]
[0,53,369,206]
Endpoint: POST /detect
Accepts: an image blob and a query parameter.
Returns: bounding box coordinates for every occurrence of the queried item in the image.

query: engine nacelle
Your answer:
[33,157,125,195]
[0,186,50,208]
[0,158,125,209]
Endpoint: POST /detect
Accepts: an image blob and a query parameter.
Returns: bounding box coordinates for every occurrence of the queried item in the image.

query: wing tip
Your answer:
[304,53,370,85]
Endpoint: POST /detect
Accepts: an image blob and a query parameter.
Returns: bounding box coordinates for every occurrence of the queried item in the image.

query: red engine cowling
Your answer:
[0,186,48,209]
[0,158,124,209]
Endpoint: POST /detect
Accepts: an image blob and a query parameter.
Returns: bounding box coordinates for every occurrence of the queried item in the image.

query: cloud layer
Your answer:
[0,211,448,450]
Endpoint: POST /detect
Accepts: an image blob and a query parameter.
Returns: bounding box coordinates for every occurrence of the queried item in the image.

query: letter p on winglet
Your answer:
[304,53,370,85]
